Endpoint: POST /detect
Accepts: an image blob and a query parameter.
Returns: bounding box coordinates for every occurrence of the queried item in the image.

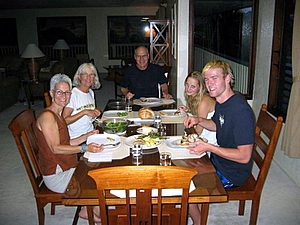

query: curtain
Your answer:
[281,0,300,158]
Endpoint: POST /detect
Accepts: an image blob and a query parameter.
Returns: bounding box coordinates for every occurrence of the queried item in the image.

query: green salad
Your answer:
[105,121,127,133]
[117,112,128,117]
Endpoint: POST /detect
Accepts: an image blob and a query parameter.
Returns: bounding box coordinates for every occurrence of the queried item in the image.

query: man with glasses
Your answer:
[120,46,172,99]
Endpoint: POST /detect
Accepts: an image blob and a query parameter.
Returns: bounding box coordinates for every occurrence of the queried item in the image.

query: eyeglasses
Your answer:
[81,73,96,77]
[53,90,72,96]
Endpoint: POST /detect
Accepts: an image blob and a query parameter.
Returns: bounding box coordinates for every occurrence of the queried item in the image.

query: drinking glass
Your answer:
[160,151,172,166]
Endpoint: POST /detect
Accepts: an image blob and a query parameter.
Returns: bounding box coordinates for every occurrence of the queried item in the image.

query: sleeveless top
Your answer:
[34,109,78,176]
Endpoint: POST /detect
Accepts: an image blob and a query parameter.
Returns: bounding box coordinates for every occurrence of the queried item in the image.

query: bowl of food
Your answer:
[101,118,128,135]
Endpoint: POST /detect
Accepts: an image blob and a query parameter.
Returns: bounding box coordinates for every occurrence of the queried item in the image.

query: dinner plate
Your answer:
[165,136,188,148]
[166,136,208,148]
[87,134,121,150]
[158,109,187,118]
[136,127,158,135]
[124,135,163,150]
[107,101,125,109]
[102,110,129,119]
[134,98,163,107]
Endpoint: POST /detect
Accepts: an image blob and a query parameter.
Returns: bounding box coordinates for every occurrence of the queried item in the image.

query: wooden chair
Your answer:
[44,92,51,107]
[88,165,198,225]
[201,104,283,225]
[8,109,81,225]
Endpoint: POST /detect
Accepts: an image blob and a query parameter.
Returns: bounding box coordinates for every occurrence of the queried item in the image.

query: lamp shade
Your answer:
[53,39,70,49]
[21,44,45,58]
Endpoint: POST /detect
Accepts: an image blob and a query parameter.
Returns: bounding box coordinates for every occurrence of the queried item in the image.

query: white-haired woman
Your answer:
[63,63,102,139]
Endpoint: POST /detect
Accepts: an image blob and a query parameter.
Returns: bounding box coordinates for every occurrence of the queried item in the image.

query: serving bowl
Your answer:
[100,118,128,135]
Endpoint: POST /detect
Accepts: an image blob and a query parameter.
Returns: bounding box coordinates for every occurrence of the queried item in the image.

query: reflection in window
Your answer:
[108,16,155,59]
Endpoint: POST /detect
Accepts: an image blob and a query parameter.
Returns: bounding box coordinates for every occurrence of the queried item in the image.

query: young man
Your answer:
[184,60,255,225]
[120,46,172,99]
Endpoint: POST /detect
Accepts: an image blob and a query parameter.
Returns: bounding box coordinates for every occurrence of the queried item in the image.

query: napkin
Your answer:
[110,180,196,198]
[84,151,113,162]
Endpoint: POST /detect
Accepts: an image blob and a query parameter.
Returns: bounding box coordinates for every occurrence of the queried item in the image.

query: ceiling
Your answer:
[0,0,252,16]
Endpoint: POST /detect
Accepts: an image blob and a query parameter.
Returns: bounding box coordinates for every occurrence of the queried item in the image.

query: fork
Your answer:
[103,142,120,147]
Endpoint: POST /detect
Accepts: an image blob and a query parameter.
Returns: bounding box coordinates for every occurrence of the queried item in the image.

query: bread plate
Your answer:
[158,109,187,118]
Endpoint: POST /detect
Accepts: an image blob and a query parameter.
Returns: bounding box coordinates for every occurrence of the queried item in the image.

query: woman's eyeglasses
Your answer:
[53,90,72,96]
[81,73,96,77]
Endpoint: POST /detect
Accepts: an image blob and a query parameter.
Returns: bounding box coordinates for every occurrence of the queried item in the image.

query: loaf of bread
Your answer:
[138,107,155,119]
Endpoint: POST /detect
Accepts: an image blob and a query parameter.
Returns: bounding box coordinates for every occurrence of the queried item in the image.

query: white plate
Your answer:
[136,127,158,135]
[102,110,129,119]
[158,109,187,118]
[134,97,163,107]
[165,136,188,148]
[87,134,121,150]
[124,135,163,150]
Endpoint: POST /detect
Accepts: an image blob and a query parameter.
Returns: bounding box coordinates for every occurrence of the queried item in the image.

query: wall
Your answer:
[0,7,158,73]
[249,0,300,187]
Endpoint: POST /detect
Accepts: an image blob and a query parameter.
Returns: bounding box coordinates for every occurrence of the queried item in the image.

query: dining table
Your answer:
[62,98,228,225]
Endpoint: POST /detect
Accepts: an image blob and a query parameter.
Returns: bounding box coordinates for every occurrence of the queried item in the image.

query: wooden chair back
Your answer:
[88,165,198,225]
[44,92,51,107]
[8,109,80,225]
[201,104,283,225]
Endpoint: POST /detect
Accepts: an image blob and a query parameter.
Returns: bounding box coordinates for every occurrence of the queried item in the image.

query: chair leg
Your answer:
[72,206,82,225]
[50,203,56,215]
[36,201,45,225]
[200,203,209,225]
[249,199,260,225]
[238,200,246,215]
[87,206,94,225]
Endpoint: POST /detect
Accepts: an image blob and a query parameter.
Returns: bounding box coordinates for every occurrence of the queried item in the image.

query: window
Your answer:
[0,18,19,56]
[268,0,295,120]
[37,17,87,60]
[107,16,155,59]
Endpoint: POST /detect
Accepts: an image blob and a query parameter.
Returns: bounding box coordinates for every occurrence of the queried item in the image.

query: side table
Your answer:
[22,79,49,109]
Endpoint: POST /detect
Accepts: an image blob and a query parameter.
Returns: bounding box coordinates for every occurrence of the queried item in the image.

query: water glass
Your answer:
[158,124,167,136]
[160,151,172,166]
[125,98,133,112]
[131,143,143,165]
[131,143,143,157]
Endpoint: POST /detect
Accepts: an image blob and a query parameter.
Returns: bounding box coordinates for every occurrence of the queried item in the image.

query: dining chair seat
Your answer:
[88,165,198,225]
[201,104,283,225]
[8,109,81,225]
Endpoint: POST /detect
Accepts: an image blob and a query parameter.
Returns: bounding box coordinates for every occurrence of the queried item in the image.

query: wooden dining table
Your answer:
[62,99,228,225]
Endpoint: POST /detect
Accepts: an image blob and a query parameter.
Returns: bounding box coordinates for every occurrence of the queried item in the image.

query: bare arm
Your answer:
[188,142,253,164]
[184,116,216,132]
[195,95,216,135]
[36,111,102,154]
[161,83,173,99]
[63,107,101,125]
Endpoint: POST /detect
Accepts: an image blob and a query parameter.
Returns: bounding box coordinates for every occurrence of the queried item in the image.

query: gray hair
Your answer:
[50,74,72,90]
[73,63,101,89]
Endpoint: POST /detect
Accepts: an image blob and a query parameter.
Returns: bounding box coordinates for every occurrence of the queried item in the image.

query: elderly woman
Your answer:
[34,74,102,223]
[178,71,217,145]
[63,63,101,139]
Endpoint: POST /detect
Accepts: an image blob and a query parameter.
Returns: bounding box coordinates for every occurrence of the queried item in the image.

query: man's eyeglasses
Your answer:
[81,73,96,77]
[53,90,72,96]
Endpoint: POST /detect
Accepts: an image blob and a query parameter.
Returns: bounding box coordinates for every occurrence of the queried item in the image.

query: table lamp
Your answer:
[21,44,45,83]
[53,39,70,60]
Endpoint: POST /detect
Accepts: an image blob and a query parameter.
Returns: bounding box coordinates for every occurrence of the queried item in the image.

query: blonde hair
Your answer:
[202,60,235,87]
[184,71,207,115]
